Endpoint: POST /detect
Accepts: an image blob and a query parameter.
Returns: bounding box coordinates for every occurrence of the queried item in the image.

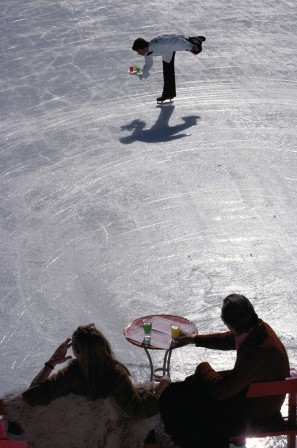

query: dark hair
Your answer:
[221,294,259,333]
[132,37,149,51]
[72,324,129,399]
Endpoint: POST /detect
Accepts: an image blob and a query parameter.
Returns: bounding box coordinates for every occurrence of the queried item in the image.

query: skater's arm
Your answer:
[141,53,153,79]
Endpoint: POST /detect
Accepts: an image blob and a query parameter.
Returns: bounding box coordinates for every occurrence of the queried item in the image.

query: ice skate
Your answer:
[156,96,175,104]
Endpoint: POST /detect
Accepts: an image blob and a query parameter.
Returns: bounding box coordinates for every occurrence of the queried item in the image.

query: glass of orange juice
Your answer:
[171,323,180,339]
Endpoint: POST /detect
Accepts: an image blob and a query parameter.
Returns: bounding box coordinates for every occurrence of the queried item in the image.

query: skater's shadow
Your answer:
[120,105,200,144]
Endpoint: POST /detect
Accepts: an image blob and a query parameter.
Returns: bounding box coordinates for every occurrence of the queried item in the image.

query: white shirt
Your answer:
[141,34,192,79]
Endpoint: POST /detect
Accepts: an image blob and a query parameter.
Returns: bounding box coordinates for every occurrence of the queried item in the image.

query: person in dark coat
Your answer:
[155,294,290,448]
[132,34,205,103]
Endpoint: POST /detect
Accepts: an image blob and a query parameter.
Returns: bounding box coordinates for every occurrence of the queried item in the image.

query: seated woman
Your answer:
[155,294,290,448]
[22,323,159,420]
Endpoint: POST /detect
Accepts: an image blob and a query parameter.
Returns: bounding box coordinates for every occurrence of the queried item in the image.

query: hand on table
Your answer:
[172,329,198,346]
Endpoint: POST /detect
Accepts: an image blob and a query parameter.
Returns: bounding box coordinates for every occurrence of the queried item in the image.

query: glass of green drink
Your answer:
[143,319,152,344]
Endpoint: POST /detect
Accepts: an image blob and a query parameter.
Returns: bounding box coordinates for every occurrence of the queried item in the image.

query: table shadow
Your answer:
[120,105,200,144]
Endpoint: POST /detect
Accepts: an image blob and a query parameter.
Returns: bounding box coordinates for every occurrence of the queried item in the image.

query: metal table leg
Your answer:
[163,348,172,375]
[144,348,173,381]
[144,347,154,382]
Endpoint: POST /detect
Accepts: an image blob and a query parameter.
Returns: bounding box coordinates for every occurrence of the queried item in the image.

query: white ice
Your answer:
[1,0,297,446]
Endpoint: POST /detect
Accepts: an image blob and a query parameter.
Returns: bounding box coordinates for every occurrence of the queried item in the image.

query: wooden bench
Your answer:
[230,374,297,448]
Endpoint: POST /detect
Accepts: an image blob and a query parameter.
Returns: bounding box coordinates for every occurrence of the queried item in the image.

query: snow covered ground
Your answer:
[1,0,297,446]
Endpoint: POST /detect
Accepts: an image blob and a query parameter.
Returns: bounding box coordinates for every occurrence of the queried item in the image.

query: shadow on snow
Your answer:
[120,105,200,144]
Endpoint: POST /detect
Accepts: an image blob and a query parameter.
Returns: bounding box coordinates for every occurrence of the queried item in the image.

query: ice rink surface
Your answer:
[1,0,297,445]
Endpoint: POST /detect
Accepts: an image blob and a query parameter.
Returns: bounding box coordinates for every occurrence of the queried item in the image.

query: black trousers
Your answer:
[162,52,176,99]
[159,376,247,448]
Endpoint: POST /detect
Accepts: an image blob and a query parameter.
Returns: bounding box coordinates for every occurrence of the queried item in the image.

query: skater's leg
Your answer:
[161,52,176,99]
[188,36,206,44]
[187,36,206,54]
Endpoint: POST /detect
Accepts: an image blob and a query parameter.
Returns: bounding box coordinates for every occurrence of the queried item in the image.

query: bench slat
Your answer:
[247,378,297,397]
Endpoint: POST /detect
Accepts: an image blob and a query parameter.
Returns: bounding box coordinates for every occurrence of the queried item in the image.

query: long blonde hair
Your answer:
[72,324,128,399]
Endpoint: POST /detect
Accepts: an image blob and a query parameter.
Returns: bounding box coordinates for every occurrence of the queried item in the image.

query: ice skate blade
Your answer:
[156,99,174,105]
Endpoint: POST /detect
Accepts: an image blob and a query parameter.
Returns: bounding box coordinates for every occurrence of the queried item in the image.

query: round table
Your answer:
[123,314,198,381]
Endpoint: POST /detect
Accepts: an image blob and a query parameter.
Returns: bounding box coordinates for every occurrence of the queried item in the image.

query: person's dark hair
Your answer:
[72,324,129,400]
[132,37,149,51]
[221,294,259,333]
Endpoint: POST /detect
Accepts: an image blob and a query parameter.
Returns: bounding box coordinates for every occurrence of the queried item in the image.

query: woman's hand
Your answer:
[48,338,72,368]
[172,329,198,346]
[154,375,171,398]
